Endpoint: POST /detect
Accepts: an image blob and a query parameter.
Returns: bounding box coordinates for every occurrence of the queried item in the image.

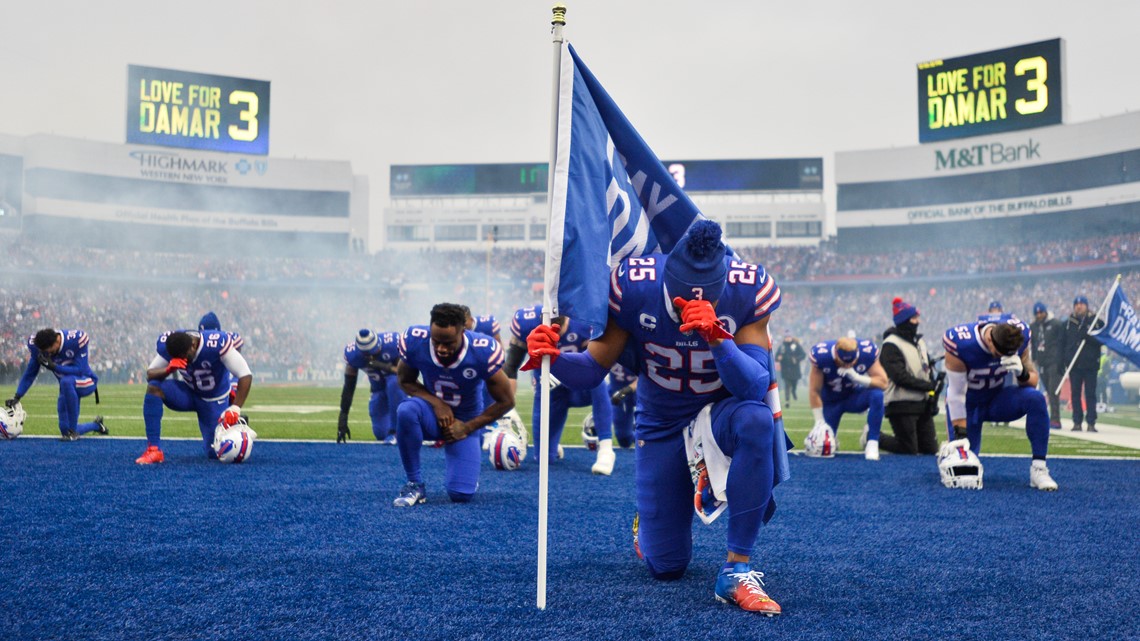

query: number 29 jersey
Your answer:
[942,314,1031,407]
[608,252,781,439]
[398,326,504,422]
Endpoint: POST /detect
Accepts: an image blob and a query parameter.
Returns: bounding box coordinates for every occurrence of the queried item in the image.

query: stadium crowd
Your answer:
[2,233,1137,386]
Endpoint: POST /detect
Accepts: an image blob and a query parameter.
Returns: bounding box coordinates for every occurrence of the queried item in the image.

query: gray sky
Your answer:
[3,0,1138,215]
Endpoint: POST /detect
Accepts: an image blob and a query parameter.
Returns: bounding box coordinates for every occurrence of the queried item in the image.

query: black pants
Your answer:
[881,411,939,455]
[1069,368,1098,427]
[782,376,799,402]
[1039,365,1063,425]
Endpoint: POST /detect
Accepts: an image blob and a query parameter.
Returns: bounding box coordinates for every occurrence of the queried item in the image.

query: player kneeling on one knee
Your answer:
[391,303,515,507]
[806,336,887,460]
[942,314,1057,491]
[524,220,788,615]
[137,329,253,465]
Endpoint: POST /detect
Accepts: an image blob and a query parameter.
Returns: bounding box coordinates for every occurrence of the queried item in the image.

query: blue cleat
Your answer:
[393,482,426,507]
[714,563,781,616]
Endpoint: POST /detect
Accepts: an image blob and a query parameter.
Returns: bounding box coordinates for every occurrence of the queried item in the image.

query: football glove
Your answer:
[221,405,242,427]
[674,297,733,342]
[4,397,19,409]
[36,352,57,371]
[521,323,561,372]
[611,385,634,405]
[999,355,1023,377]
[337,412,351,443]
[166,357,188,373]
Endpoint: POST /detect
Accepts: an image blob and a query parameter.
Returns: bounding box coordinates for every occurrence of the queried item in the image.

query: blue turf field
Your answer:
[2,438,1137,641]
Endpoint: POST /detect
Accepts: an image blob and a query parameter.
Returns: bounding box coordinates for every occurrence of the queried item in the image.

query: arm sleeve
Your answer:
[879,343,935,392]
[340,372,358,413]
[221,349,253,379]
[946,369,967,422]
[14,359,39,398]
[549,350,610,390]
[52,348,88,377]
[502,342,526,380]
[710,340,769,402]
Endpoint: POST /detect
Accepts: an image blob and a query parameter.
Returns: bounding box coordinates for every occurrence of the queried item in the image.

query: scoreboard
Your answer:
[126,65,271,155]
[917,39,1063,143]
[391,163,549,196]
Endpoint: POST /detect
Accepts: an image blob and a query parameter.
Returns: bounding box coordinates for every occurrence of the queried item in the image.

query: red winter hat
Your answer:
[892,297,919,325]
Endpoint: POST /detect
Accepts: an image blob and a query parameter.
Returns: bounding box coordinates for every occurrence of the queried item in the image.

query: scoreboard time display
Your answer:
[127,65,271,155]
[917,39,1063,143]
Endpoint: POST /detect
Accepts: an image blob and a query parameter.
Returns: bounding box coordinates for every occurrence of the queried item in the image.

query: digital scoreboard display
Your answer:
[391,163,549,196]
[127,65,271,155]
[917,39,1063,143]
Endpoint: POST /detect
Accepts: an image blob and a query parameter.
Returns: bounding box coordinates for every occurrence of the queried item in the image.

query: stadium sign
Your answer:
[126,65,271,155]
[917,39,1063,143]
[933,138,1041,171]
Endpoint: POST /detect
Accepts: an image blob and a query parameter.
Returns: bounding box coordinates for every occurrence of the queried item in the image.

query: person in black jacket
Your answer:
[1029,301,1064,429]
[1060,295,1104,432]
[878,297,939,455]
[775,333,806,405]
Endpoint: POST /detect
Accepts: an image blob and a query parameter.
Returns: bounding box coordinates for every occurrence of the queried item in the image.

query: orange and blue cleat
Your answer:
[714,563,781,616]
[135,445,165,465]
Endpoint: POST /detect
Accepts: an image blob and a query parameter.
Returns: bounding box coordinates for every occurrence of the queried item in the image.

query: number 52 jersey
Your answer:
[942,314,1031,407]
[608,252,781,439]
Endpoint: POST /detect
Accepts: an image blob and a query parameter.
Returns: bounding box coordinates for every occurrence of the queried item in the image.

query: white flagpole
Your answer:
[537,2,567,611]
[1055,274,1121,397]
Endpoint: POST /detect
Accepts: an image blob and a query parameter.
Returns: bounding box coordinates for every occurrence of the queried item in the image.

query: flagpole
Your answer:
[537,2,567,611]
[1055,274,1121,396]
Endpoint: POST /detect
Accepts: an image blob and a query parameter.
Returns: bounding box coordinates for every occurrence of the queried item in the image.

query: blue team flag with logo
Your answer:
[545,42,709,339]
[1089,282,1140,368]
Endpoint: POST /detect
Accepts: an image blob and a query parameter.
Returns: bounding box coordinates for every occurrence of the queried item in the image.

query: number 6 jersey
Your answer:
[398,327,504,422]
[608,252,781,439]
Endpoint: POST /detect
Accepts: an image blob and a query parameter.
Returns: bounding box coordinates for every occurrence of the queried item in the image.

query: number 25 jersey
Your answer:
[608,252,781,439]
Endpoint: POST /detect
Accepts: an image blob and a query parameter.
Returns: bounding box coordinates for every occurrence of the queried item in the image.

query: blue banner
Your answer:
[1090,283,1140,368]
[546,43,710,339]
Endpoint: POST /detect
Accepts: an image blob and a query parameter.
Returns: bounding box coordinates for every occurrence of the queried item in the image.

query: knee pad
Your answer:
[725,402,773,452]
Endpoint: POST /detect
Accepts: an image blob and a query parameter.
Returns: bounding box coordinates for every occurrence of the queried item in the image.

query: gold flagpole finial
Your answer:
[552,4,567,27]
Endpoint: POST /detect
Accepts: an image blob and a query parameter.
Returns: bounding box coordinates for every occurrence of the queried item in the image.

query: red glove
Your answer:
[521,323,562,372]
[221,405,242,427]
[674,297,733,342]
[166,357,188,373]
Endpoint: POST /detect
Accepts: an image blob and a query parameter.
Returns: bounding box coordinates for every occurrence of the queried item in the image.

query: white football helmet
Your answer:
[803,421,837,458]
[581,413,599,451]
[488,428,523,471]
[213,418,258,463]
[502,408,528,462]
[0,402,27,440]
[937,438,983,489]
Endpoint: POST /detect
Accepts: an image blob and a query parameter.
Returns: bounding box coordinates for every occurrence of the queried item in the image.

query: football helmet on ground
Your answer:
[581,413,599,451]
[803,421,837,458]
[0,402,26,439]
[213,418,258,463]
[937,438,983,489]
[488,428,523,471]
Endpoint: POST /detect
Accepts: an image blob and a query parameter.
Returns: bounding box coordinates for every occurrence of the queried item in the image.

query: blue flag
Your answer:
[546,43,709,339]
[1089,282,1140,368]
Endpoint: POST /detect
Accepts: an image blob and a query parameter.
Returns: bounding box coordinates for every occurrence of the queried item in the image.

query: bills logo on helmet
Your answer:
[489,428,523,471]
[804,422,837,458]
[937,438,983,489]
[581,413,599,451]
[1,403,27,440]
[213,419,257,463]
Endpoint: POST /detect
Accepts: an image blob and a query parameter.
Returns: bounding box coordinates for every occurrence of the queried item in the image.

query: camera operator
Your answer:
[879,298,940,455]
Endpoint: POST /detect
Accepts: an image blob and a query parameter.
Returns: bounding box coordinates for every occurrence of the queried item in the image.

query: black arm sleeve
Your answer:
[340,372,358,413]
[503,342,527,380]
[880,343,935,393]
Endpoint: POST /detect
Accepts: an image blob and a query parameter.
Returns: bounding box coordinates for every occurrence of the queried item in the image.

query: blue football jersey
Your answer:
[472,315,500,339]
[27,329,94,377]
[609,362,637,387]
[511,305,594,386]
[608,253,781,438]
[809,339,879,401]
[398,326,504,422]
[156,330,236,399]
[344,331,401,389]
[942,314,1031,406]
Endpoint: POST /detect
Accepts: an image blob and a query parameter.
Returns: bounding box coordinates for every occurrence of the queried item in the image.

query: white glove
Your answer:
[999,355,1023,377]
[839,367,872,387]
